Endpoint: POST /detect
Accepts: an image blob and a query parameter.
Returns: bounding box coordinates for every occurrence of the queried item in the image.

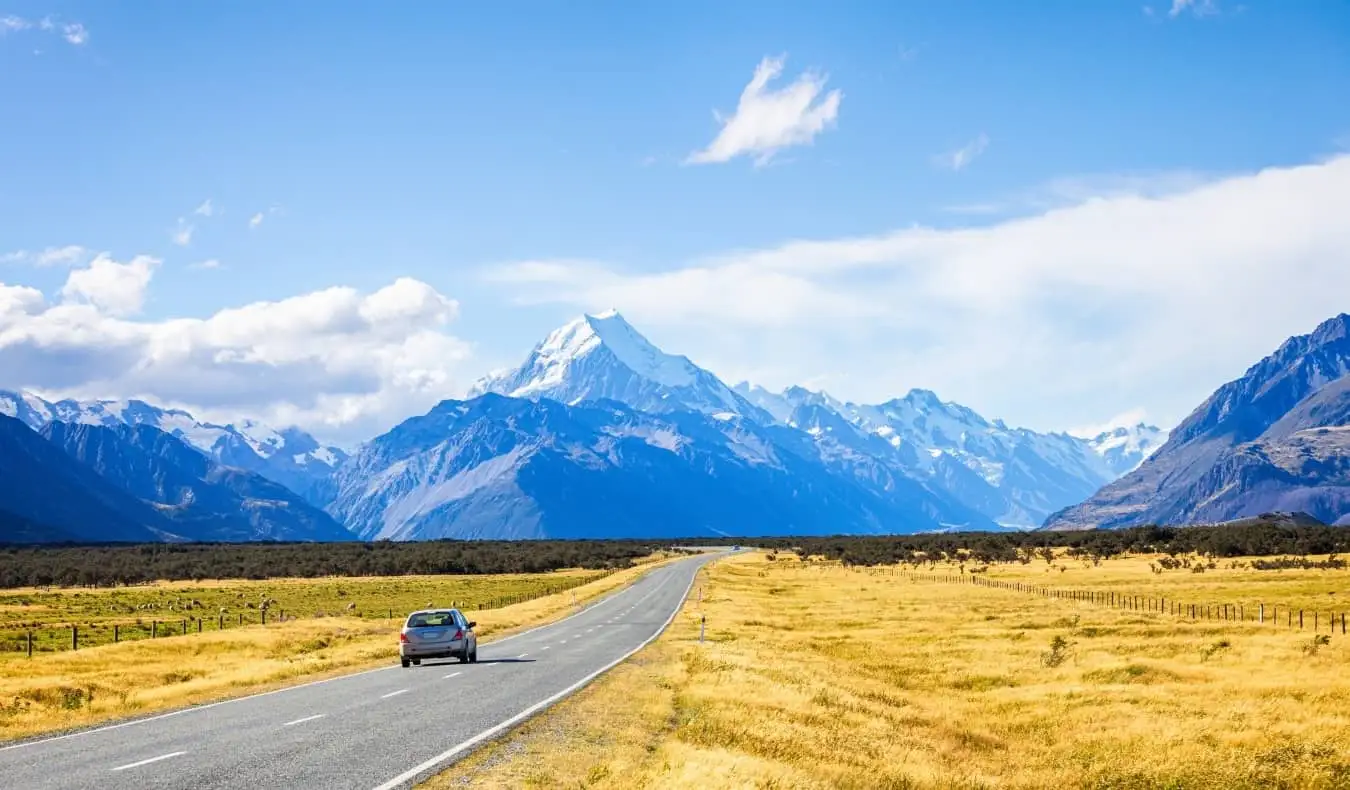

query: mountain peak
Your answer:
[469,311,764,419]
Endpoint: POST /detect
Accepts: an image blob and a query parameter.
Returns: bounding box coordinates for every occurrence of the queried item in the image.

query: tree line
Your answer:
[0,539,670,588]
[699,523,1350,566]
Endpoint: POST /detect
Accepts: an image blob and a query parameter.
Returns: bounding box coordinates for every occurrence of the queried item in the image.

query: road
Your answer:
[0,551,720,790]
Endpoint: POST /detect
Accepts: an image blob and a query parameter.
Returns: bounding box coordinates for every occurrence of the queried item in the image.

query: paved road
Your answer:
[0,552,720,790]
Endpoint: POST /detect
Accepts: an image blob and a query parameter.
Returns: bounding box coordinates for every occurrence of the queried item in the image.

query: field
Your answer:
[436,550,1350,789]
[0,554,679,743]
[0,568,611,653]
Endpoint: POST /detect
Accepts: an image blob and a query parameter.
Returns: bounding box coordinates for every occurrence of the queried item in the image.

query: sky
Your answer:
[2,0,1349,444]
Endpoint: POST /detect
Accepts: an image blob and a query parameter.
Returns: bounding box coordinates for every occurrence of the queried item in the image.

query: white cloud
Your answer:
[194,199,215,217]
[171,221,194,246]
[686,55,842,167]
[190,259,221,271]
[59,254,159,316]
[1,246,89,267]
[249,212,265,229]
[484,154,1350,434]
[1067,408,1153,439]
[61,22,87,45]
[0,15,87,44]
[934,133,989,171]
[1,261,473,443]
[1169,0,1219,17]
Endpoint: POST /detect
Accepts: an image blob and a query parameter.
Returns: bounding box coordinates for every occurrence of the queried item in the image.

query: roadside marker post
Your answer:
[700,614,706,644]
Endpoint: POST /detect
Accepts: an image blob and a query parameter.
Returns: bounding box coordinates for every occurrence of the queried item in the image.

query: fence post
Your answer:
[197,619,202,633]
[181,619,187,635]
[152,621,158,639]
[114,624,120,643]
[700,614,706,643]
[1259,603,1264,624]
[261,610,267,626]
[72,626,78,650]
[27,631,33,658]
[238,613,243,626]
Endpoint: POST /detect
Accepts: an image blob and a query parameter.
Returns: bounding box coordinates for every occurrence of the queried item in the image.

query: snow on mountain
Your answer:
[327,394,994,541]
[0,390,346,504]
[734,382,1165,529]
[469,310,771,420]
[1081,423,1168,476]
[1045,313,1350,530]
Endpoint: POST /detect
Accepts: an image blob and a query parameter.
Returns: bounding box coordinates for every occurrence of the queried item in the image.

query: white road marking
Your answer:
[517,653,529,658]
[560,639,568,644]
[282,714,325,727]
[112,751,186,772]
[381,689,409,699]
[541,646,550,651]
[443,672,462,679]
[368,559,707,790]
[0,560,658,755]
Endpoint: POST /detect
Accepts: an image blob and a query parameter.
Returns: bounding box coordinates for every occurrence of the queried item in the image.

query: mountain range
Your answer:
[1044,313,1350,529]
[10,309,1350,543]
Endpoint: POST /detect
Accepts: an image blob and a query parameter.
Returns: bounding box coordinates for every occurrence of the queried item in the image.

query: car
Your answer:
[399,608,478,667]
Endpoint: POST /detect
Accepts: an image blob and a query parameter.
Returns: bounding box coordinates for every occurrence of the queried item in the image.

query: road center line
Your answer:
[443,672,462,679]
[282,714,325,727]
[111,751,186,772]
[381,689,409,699]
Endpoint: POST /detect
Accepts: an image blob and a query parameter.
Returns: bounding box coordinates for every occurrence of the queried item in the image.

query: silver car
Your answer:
[399,608,478,667]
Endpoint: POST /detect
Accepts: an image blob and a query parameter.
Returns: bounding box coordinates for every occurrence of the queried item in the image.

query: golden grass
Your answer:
[435,552,1350,789]
[0,556,682,743]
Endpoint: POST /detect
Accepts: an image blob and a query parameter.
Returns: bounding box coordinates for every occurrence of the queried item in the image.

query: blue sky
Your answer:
[2,0,1349,441]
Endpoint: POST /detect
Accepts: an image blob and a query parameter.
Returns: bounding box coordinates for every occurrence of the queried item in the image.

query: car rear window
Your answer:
[407,612,455,628]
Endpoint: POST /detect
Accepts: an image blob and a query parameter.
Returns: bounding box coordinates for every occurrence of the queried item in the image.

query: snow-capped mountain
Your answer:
[1045,312,1350,530]
[735,382,1166,529]
[0,390,345,503]
[469,310,772,421]
[1081,423,1168,476]
[327,393,995,541]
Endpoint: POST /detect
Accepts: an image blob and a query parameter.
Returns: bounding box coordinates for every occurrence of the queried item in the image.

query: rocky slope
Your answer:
[1043,313,1350,529]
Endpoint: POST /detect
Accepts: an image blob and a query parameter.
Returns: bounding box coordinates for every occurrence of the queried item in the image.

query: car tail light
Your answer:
[399,633,408,642]
[452,629,463,641]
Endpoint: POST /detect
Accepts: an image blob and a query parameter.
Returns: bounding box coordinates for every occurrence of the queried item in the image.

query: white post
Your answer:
[700,615,706,643]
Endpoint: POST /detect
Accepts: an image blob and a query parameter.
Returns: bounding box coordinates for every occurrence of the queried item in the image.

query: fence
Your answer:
[2,565,628,658]
[835,564,1348,635]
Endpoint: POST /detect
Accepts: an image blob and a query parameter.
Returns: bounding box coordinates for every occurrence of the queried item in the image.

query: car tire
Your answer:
[470,646,478,663]
[401,658,411,668]
[458,649,468,664]
[412,659,421,666]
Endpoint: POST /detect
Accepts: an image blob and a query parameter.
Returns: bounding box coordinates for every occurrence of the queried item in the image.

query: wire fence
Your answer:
[1,566,628,658]
[812,563,1349,635]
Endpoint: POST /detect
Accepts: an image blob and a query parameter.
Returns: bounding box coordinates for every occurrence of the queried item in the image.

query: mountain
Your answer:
[1044,313,1350,530]
[327,393,996,541]
[468,310,771,421]
[0,414,181,544]
[736,382,1166,528]
[0,391,346,503]
[42,421,355,542]
[1082,423,1168,477]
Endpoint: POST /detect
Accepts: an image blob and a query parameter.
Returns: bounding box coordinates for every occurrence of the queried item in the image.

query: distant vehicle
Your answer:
[399,608,478,667]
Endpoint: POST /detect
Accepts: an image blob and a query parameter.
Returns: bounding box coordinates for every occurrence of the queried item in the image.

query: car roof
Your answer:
[405,608,458,617]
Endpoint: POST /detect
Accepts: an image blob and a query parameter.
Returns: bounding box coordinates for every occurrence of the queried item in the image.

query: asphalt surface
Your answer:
[0,551,720,790]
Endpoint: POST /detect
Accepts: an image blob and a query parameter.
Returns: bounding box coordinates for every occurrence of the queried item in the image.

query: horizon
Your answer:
[3,1,1349,444]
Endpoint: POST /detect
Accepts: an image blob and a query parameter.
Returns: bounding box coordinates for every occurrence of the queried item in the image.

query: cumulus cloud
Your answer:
[59,254,159,316]
[934,133,989,171]
[189,259,221,271]
[1,260,473,442]
[485,155,1350,434]
[686,55,842,167]
[248,212,264,229]
[171,221,193,247]
[194,199,215,217]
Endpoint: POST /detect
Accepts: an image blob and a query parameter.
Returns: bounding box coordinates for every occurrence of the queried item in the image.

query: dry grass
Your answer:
[435,551,1350,790]
[0,556,680,743]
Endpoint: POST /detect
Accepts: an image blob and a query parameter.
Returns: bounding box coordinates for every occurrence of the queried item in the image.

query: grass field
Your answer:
[0,568,617,653]
[0,555,679,743]
[435,551,1350,789]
